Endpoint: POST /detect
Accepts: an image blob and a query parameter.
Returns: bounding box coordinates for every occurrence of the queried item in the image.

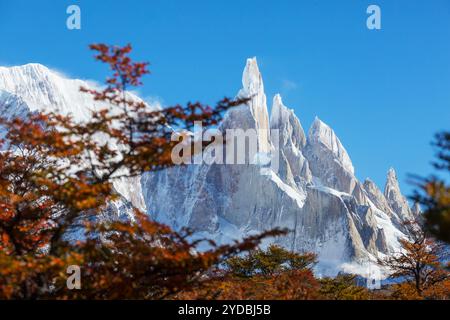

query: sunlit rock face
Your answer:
[140,59,416,278]
[0,61,416,278]
[270,94,311,183]
[304,117,357,194]
[384,168,414,222]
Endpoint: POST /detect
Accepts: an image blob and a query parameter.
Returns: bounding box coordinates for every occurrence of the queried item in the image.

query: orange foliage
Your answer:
[379,220,449,299]
[177,269,319,300]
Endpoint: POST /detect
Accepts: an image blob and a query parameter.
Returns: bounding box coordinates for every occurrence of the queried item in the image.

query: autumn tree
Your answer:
[318,274,369,300]
[412,132,450,244]
[378,220,449,299]
[177,245,319,300]
[225,244,317,278]
[186,269,320,300]
[0,44,285,299]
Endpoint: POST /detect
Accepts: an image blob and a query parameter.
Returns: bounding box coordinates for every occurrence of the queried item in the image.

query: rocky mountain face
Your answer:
[0,61,417,278]
[140,58,416,277]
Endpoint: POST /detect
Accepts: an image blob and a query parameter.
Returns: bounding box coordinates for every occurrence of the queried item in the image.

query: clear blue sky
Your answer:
[1,0,449,196]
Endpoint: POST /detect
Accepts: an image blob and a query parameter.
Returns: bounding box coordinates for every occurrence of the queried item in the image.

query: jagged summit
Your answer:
[236,57,271,153]
[270,94,296,124]
[384,167,413,221]
[387,167,397,180]
[363,177,396,217]
[270,94,285,127]
[270,94,307,148]
[241,57,263,96]
[385,167,400,194]
[271,93,284,112]
[269,93,310,181]
[307,116,355,175]
[1,63,51,73]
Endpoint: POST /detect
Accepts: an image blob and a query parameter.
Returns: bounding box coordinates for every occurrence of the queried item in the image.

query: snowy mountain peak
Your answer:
[0,63,59,91]
[385,167,400,192]
[10,63,50,74]
[363,177,396,216]
[0,63,150,124]
[307,117,354,175]
[310,116,326,132]
[270,94,307,149]
[270,94,282,125]
[5,62,51,74]
[384,167,413,221]
[0,63,100,121]
[363,178,382,196]
[387,167,397,180]
[269,93,310,181]
[270,94,287,125]
[0,63,147,213]
[21,62,51,72]
[273,93,283,107]
[235,57,271,153]
[241,57,263,96]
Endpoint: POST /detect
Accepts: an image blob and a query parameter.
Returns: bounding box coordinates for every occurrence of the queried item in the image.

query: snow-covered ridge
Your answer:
[0,63,102,121]
[308,116,355,175]
[238,57,271,153]
[0,63,147,214]
[0,61,415,278]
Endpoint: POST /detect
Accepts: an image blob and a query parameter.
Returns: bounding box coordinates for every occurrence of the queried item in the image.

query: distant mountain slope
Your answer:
[0,63,147,215]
